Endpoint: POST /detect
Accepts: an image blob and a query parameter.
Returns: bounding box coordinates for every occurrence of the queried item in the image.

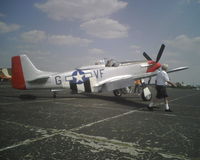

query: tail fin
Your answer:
[12,56,26,89]
[11,55,51,89]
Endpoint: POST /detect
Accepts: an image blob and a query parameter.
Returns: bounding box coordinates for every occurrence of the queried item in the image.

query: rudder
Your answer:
[11,56,26,89]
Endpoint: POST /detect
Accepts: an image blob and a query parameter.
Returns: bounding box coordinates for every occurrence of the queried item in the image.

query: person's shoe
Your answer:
[149,102,154,107]
[165,109,172,112]
[147,106,153,111]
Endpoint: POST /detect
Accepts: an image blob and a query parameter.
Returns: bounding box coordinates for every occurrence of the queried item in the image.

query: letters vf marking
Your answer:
[93,69,104,79]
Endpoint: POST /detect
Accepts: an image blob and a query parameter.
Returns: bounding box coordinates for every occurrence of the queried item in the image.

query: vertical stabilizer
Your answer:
[12,55,49,89]
[20,55,44,81]
[12,56,26,89]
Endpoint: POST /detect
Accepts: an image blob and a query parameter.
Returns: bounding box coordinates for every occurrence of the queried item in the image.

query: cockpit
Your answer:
[94,59,120,67]
[105,59,119,67]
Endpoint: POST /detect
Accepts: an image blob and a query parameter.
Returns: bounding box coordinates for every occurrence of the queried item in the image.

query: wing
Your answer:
[167,66,189,73]
[134,66,189,79]
[95,75,134,92]
[95,73,156,92]
[95,66,189,92]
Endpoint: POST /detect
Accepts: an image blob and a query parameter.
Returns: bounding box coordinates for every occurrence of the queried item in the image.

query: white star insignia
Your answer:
[74,71,83,83]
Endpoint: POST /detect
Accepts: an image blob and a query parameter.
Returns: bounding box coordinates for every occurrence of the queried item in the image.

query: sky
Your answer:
[0,0,200,85]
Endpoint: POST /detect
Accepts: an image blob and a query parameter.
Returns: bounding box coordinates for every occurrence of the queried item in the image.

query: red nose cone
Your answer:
[147,61,161,72]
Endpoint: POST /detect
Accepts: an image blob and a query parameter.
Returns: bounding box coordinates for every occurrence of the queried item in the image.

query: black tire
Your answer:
[53,92,57,98]
[113,89,123,97]
[141,91,152,101]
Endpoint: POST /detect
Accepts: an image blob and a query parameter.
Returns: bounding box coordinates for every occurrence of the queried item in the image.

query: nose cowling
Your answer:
[146,61,161,72]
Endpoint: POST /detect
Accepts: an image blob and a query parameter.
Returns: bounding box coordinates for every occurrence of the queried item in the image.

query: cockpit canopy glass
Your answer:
[105,59,119,67]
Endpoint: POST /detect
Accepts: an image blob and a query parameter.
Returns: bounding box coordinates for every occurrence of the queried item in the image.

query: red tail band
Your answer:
[11,56,26,89]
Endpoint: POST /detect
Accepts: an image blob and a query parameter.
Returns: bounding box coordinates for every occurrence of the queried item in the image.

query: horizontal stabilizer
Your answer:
[2,68,11,78]
[27,75,50,83]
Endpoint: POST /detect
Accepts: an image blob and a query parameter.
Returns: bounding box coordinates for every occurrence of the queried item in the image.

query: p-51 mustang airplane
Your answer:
[11,44,188,101]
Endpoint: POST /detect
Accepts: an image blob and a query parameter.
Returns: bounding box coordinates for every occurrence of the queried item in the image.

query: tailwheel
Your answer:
[113,89,122,97]
[53,92,57,98]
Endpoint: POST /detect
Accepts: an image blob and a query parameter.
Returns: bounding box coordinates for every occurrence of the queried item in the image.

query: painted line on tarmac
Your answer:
[169,92,200,102]
[172,103,200,108]
[70,109,141,132]
[0,109,141,152]
[71,92,200,132]
[52,101,131,112]
[136,110,177,117]
[0,92,198,158]
[149,92,200,108]
[0,132,60,153]
[0,120,189,160]
[0,120,59,152]
[60,131,189,160]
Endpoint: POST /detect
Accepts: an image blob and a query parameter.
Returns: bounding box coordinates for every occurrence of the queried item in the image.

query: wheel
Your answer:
[113,89,122,97]
[53,92,57,98]
[141,91,152,101]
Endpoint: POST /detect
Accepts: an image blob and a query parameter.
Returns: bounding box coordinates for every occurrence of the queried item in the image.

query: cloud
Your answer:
[21,30,92,46]
[80,18,128,39]
[130,45,141,54]
[0,21,20,34]
[35,0,127,21]
[0,13,6,17]
[21,30,46,43]
[184,0,200,3]
[48,35,92,46]
[88,48,106,55]
[163,35,200,85]
[165,35,200,53]
[164,35,200,66]
[19,49,51,57]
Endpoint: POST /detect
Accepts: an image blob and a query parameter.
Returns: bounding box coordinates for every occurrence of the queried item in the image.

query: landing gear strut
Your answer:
[53,92,57,98]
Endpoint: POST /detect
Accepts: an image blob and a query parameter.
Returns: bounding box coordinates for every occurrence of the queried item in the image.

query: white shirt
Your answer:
[156,70,169,86]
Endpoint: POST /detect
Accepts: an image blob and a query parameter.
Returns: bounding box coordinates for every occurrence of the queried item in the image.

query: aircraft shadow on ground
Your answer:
[18,94,37,100]
[80,93,147,109]
[0,92,147,109]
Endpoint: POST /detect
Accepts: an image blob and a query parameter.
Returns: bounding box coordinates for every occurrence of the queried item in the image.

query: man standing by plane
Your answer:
[148,64,177,112]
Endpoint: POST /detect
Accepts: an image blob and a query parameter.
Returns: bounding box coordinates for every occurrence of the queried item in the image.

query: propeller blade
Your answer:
[143,52,152,61]
[156,44,165,62]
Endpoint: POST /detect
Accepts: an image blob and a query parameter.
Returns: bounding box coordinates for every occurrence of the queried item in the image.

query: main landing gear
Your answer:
[51,89,58,98]
[53,92,57,98]
[113,82,152,101]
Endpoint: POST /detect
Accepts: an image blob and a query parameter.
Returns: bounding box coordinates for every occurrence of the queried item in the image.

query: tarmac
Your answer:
[0,82,200,160]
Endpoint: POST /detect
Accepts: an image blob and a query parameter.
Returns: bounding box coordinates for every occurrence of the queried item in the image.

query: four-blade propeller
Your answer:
[143,44,165,63]
[143,44,165,72]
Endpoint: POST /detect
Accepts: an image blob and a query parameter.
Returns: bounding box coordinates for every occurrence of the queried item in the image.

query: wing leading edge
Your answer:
[96,66,189,92]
